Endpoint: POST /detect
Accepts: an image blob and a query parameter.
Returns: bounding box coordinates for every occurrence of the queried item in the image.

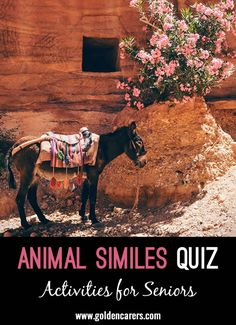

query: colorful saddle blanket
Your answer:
[49,132,83,168]
[36,132,100,168]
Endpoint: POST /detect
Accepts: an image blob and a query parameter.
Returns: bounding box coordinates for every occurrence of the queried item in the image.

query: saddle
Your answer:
[37,131,100,169]
[36,130,99,189]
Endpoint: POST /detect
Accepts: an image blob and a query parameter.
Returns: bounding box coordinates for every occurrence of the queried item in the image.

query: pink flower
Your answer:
[202,36,209,43]
[149,0,173,16]
[154,75,163,86]
[161,60,178,77]
[137,48,162,65]
[221,62,235,78]
[150,33,170,49]
[199,49,209,60]
[194,58,204,69]
[130,0,138,7]
[155,67,164,76]
[204,8,213,16]
[117,81,127,90]
[182,96,191,103]
[212,8,224,20]
[133,87,141,97]
[180,83,192,93]
[137,50,150,63]
[139,76,145,83]
[150,34,158,47]
[227,0,234,9]
[151,49,161,61]
[215,40,222,54]
[158,35,170,49]
[187,33,200,47]
[223,0,234,10]
[212,58,224,69]
[163,23,173,31]
[173,98,181,104]
[196,3,207,14]
[176,44,197,57]
[127,77,132,83]
[217,31,226,40]
[136,101,144,110]
[125,93,131,101]
[164,14,173,23]
[178,20,188,32]
[187,59,194,67]
[207,58,224,75]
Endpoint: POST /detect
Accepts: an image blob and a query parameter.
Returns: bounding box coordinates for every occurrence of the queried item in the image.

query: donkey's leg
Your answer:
[89,177,99,224]
[16,177,32,229]
[27,182,50,225]
[79,179,89,221]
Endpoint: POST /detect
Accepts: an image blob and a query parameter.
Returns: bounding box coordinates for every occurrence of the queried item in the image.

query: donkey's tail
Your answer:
[5,147,16,189]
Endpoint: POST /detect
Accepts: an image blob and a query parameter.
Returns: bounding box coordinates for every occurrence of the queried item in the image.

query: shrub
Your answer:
[118,0,236,109]
[0,132,14,175]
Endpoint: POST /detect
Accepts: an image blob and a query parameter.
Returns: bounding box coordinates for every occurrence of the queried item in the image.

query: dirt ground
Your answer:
[1,165,236,237]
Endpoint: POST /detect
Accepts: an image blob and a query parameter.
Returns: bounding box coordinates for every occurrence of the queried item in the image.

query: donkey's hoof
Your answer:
[22,223,32,230]
[81,217,88,223]
[91,221,103,229]
[41,218,50,225]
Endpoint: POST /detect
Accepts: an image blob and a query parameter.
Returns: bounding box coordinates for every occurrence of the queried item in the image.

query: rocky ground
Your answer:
[1,165,236,237]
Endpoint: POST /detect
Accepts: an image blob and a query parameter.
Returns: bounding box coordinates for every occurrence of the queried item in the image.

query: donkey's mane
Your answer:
[100,126,128,139]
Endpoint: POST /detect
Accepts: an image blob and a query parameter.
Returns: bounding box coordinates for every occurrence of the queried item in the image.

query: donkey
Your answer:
[5,122,147,229]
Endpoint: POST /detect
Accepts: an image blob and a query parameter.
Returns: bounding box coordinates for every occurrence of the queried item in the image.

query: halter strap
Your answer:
[128,133,145,157]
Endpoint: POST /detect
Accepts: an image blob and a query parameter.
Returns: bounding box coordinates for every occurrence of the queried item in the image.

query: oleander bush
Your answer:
[118,0,236,109]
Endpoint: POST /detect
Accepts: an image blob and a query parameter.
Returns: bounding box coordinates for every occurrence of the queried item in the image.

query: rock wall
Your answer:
[100,97,235,207]
[211,109,236,141]
[0,0,235,140]
[0,0,143,138]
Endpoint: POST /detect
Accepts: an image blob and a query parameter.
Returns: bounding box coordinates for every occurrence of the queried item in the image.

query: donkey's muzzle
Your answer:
[135,154,147,168]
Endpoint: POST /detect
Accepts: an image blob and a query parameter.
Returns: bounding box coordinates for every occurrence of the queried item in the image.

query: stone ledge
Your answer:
[207,99,236,110]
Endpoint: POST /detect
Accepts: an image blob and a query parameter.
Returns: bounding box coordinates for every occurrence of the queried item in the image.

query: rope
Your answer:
[11,136,51,156]
[131,170,140,212]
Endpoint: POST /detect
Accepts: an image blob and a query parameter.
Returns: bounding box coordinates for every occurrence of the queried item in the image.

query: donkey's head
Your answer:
[125,122,147,168]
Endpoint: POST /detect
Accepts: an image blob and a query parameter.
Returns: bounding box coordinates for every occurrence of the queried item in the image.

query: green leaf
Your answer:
[181,8,192,21]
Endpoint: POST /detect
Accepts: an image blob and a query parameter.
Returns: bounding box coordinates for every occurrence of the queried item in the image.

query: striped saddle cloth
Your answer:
[37,132,100,168]
[48,132,83,168]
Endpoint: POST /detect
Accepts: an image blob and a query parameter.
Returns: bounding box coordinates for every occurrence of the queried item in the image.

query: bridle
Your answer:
[128,133,146,158]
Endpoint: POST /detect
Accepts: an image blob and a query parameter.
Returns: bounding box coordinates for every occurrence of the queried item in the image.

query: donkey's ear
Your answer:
[129,121,136,131]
